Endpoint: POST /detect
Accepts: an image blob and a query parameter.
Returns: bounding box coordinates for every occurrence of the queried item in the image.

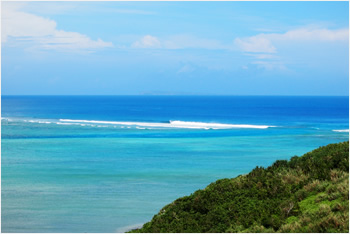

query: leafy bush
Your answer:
[129,141,349,233]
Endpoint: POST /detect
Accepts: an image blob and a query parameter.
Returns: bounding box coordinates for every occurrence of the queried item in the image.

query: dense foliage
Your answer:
[129,141,349,233]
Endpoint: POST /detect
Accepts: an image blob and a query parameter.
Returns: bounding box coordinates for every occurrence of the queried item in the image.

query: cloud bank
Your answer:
[234,27,348,70]
[235,28,349,54]
[131,35,161,49]
[2,6,113,51]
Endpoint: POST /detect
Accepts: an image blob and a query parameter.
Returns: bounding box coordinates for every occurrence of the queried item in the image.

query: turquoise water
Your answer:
[1,96,349,232]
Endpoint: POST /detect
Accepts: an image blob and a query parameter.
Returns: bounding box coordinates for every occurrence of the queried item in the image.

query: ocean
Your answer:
[1,95,349,232]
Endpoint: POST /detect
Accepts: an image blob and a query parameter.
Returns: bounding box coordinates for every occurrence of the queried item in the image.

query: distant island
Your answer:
[129,141,349,233]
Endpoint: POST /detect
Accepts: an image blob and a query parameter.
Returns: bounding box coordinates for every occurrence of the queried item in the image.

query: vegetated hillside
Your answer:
[130,141,349,233]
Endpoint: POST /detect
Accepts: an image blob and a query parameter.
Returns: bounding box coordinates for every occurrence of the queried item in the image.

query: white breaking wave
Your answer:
[169,120,273,129]
[2,117,275,130]
[59,119,275,129]
[332,129,349,133]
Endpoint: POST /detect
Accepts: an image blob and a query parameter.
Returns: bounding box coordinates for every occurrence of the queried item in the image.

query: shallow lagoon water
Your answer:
[1,96,349,232]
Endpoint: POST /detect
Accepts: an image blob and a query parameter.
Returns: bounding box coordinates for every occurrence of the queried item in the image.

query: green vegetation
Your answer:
[129,141,349,233]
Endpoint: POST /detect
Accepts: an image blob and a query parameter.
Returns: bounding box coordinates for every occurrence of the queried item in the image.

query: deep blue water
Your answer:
[1,96,349,232]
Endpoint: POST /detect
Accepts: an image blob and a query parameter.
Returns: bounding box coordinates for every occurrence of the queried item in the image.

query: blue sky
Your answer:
[2,1,349,95]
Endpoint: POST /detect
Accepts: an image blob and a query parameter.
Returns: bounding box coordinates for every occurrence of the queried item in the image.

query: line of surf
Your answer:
[332,129,349,133]
[59,119,274,129]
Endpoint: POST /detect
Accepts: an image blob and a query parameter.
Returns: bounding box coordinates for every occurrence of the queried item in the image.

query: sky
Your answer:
[1,1,349,95]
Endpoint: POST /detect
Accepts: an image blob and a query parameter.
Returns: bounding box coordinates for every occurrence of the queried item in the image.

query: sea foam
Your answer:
[59,119,274,129]
[332,129,349,133]
[1,117,275,130]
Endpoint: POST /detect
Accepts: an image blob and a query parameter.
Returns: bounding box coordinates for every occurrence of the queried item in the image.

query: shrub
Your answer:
[130,141,349,233]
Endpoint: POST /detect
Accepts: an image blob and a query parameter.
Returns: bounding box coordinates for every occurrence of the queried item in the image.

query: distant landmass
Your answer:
[129,141,349,233]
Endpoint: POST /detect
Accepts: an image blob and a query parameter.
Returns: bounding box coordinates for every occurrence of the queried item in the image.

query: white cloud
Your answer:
[40,31,113,50]
[131,35,161,48]
[235,27,348,71]
[133,28,348,52]
[271,28,349,42]
[2,9,56,42]
[132,34,230,50]
[2,6,113,51]
[234,36,276,53]
[235,27,349,54]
